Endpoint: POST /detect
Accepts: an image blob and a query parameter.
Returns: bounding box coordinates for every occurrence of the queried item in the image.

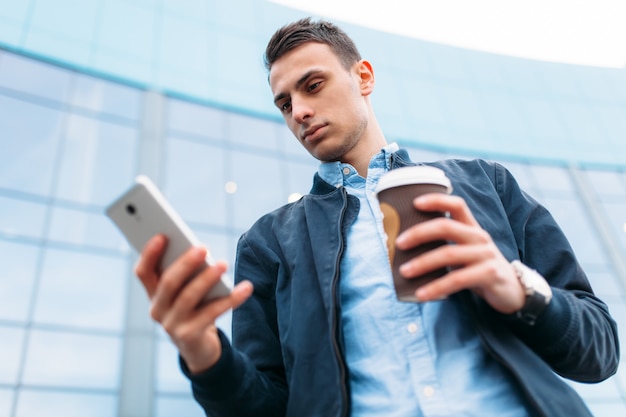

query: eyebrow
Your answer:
[273,69,323,105]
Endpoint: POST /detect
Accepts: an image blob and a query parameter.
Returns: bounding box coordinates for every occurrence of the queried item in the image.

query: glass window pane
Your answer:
[0,53,71,102]
[0,96,63,195]
[0,197,47,240]
[15,389,117,417]
[230,151,284,231]
[0,326,24,384]
[166,99,226,140]
[542,197,608,266]
[33,249,128,331]
[0,241,39,321]
[154,396,205,417]
[70,74,142,120]
[227,113,279,151]
[22,330,122,389]
[584,170,626,198]
[163,138,228,226]
[54,114,139,205]
[600,201,626,253]
[155,340,189,393]
[0,388,14,417]
[529,165,575,195]
[47,206,125,251]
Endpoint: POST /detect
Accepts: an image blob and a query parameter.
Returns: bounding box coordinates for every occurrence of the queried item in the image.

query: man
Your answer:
[136,18,619,416]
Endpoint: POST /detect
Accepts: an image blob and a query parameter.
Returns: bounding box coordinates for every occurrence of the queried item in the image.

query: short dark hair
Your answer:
[264,17,362,71]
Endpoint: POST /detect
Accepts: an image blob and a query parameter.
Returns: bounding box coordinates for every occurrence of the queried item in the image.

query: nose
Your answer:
[291,98,313,124]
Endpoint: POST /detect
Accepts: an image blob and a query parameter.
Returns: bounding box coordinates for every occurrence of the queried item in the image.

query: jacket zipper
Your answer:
[331,187,350,417]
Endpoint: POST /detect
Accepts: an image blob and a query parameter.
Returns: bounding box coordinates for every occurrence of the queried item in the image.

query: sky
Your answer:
[270,0,626,68]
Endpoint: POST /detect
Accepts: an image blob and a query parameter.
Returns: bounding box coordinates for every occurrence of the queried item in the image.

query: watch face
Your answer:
[514,261,553,300]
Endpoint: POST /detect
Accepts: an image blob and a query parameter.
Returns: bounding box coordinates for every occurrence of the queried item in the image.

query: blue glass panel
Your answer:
[158,16,211,74]
[54,114,139,205]
[28,0,99,44]
[22,31,90,66]
[401,78,446,124]
[0,240,39,321]
[34,249,128,331]
[0,326,24,384]
[97,0,155,63]
[0,196,47,240]
[0,53,72,102]
[70,74,142,120]
[15,389,117,417]
[163,138,228,225]
[22,330,122,389]
[0,96,63,195]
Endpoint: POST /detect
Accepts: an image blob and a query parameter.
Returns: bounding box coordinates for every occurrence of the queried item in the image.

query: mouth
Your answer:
[301,124,327,143]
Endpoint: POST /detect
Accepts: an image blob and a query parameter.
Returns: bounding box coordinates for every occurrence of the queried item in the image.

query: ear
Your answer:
[357,59,375,96]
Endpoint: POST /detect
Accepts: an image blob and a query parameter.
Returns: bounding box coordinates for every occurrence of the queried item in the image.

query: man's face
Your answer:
[269,42,369,163]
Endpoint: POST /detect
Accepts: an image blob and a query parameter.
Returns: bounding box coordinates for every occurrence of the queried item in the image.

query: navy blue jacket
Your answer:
[183,150,619,416]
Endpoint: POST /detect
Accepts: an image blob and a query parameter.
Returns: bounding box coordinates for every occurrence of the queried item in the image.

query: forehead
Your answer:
[269,42,343,92]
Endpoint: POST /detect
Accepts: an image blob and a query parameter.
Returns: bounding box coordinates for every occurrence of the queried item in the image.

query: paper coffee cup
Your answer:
[376,166,452,302]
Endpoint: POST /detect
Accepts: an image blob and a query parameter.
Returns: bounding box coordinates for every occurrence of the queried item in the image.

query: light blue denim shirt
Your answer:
[318,144,532,417]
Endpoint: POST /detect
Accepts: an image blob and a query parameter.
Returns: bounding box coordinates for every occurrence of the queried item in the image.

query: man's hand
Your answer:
[395,194,526,314]
[135,234,253,374]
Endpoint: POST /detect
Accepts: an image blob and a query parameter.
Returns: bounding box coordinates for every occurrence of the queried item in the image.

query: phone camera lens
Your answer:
[126,204,136,215]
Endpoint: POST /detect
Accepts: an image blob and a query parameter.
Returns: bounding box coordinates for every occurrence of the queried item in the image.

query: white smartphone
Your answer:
[106,175,231,303]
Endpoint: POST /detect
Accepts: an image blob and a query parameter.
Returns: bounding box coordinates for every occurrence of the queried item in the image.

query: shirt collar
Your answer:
[318,143,400,187]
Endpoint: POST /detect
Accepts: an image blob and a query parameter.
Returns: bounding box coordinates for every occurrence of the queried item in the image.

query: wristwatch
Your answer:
[511,260,553,325]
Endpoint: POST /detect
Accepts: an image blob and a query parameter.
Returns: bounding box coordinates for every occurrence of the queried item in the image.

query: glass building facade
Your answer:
[0,1,624,416]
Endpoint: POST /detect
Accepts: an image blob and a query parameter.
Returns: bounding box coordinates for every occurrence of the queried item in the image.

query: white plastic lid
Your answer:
[376,166,452,194]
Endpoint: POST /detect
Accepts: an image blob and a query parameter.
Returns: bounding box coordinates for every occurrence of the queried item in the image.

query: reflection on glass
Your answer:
[22,330,122,389]
[34,249,128,331]
[0,241,39,321]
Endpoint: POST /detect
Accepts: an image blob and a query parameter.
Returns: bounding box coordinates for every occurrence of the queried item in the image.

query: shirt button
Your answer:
[407,323,418,333]
[342,167,351,175]
[423,386,435,397]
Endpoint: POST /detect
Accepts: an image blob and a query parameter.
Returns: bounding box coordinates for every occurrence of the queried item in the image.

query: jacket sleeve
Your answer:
[494,162,620,382]
[180,230,288,416]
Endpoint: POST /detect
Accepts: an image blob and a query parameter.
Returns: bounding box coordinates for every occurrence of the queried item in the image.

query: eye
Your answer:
[307,81,321,92]
[278,100,291,113]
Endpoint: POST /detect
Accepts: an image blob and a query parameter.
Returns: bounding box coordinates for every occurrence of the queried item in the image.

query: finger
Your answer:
[399,242,492,279]
[414,194,480,227]
[396,216,489,250]
[165,278,253,335]
[135,234,167,299]
[415,261,495,302]
[152,246,208,320]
